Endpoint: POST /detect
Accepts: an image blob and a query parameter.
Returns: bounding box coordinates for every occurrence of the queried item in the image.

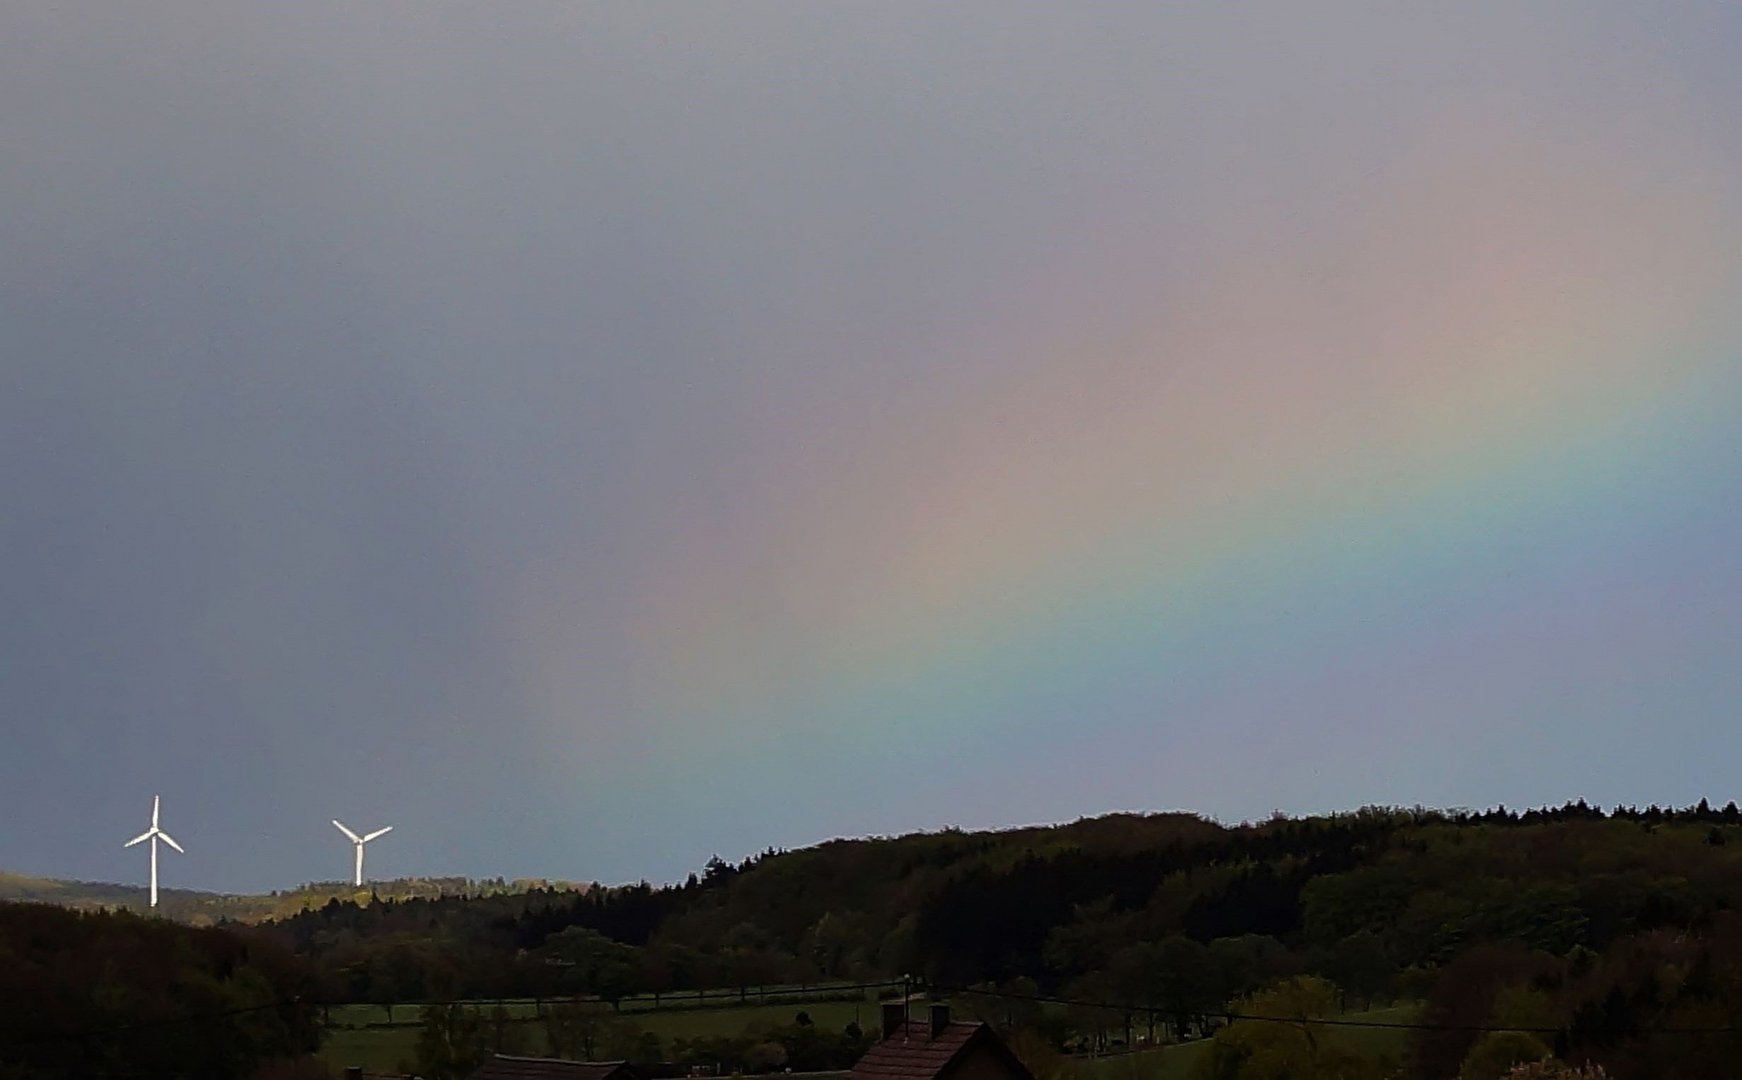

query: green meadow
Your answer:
[1073,1004,1421,1080]
[320,999,1421,1076]
[320,996,884,1073]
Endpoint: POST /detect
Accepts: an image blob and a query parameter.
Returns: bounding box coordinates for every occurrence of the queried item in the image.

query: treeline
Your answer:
[255,803,1742,1002]
[253,813,1230,1001]
[247,802,1742,1078]
[0,872,586,926]
[0,902,324,1078]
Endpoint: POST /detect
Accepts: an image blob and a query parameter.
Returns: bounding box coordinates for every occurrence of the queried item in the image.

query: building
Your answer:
[851,1005,1035,1080]
[468,1056,644,1080]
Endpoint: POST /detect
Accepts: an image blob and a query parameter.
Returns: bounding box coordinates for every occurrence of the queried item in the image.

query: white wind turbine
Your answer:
[123,795,185,909]
[333,820,393,887]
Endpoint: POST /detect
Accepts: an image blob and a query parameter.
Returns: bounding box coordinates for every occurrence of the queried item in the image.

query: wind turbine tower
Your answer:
[333,820,393,887]
[123,795,185,908]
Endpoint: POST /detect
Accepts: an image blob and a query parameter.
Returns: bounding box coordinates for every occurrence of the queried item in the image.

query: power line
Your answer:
[941,983,1741,1037]
[16,978,1742,1050]
[317,981,1742,1038]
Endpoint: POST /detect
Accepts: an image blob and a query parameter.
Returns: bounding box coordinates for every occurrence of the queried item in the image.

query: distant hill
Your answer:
[11,804,1742,1079]
[0,871,588,925]
[251,802,1742,1000]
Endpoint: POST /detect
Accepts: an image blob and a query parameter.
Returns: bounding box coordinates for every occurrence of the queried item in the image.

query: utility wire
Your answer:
[18,980,1742,1047]
[941,983,1741,1037]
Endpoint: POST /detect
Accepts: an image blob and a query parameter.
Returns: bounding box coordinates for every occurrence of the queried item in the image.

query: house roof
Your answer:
[851,1021,1031,1080]
[470,1056,640,1080]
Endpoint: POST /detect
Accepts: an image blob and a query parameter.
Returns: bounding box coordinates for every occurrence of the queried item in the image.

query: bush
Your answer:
[745,1040,789,1073]
[1459,1032,1552,1080]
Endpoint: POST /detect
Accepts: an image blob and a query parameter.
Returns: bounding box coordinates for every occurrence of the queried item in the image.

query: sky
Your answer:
[4,4,1742,893]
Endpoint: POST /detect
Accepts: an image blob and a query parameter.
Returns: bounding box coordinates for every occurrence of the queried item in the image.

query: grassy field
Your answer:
[1070,1003,1421,1080]
[321,998,1422,1077]
[320,996,886,1073]
[322,1026,422,1075]
[326,979,889,1027]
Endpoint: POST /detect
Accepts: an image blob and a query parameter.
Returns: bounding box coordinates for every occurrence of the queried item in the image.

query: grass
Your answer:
[629,999,875,1039]
[1322,1002,1419,1062]
[319,996,885,1073]
[321,1026,422,1074]
[1072,1003,1422,1080]
[324,980,889,1028]
[320,997,1423,1077]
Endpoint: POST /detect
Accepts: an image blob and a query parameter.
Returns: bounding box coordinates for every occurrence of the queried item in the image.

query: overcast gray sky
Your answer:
[5,4,1742,892]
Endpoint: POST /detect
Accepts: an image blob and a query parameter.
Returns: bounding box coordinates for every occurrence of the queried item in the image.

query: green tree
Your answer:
[542,998,617,1060]
[543,927,642,1006]
[414,1003,489,1080]
[809,910,872,977]
[1193,977,1379,1080]
[1409,945,1548,1080]
[1322,931,1395,1009]
[1460,1032,1552,1080]
[745,1040,789,1073]
[1154,935,1218,1037]
[486,1002,527,1056]
[1206,935,1295,1006]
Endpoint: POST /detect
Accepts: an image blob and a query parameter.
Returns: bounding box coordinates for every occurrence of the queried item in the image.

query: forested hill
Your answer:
[0,872,586,925]
[0,902,324,1078]
[253,802,1742,1005]
[10,803,1742,1078]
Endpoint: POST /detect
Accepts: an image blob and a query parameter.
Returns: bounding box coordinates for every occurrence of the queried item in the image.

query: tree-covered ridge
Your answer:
[9,802,1742,1078]
[250,803,1742,1003]
[0,902,324,1078]
[0,872,588,925]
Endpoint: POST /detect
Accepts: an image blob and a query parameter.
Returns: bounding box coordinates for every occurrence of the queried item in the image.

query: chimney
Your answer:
[882,1001,906,1040]
[929,1003,950,1038]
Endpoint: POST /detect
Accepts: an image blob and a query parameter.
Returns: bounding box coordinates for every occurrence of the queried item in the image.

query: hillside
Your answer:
[250,804,1742,994]
[0,871,587,925]
[8,804,1742,1078]
[0,900,323,1077]
[239,802,1742,1079]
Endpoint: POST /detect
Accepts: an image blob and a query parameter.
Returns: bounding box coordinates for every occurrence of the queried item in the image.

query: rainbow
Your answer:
[521,116,1742,817]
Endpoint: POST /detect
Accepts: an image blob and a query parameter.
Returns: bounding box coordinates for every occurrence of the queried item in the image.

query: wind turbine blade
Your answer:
[332,820,362,843]
[124,829,154,848]
[362,826,393,843]
[158,832,185,854]
[152,795,160,827]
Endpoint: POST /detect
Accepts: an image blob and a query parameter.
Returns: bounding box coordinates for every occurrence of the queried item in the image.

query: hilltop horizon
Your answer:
[12,788,1742,1077]
[0,868,593,925]
[11,797,1737,913]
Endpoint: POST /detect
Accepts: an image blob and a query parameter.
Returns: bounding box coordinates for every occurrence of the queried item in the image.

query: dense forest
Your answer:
[0,902,323,1078]
[257,803,1742,1078]
[9,802,1742,1078]
[250,804,1742,989]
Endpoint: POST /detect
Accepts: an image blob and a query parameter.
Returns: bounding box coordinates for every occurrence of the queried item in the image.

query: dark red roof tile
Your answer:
[470,1056,641,1080]
[851,1021,1028,1080]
